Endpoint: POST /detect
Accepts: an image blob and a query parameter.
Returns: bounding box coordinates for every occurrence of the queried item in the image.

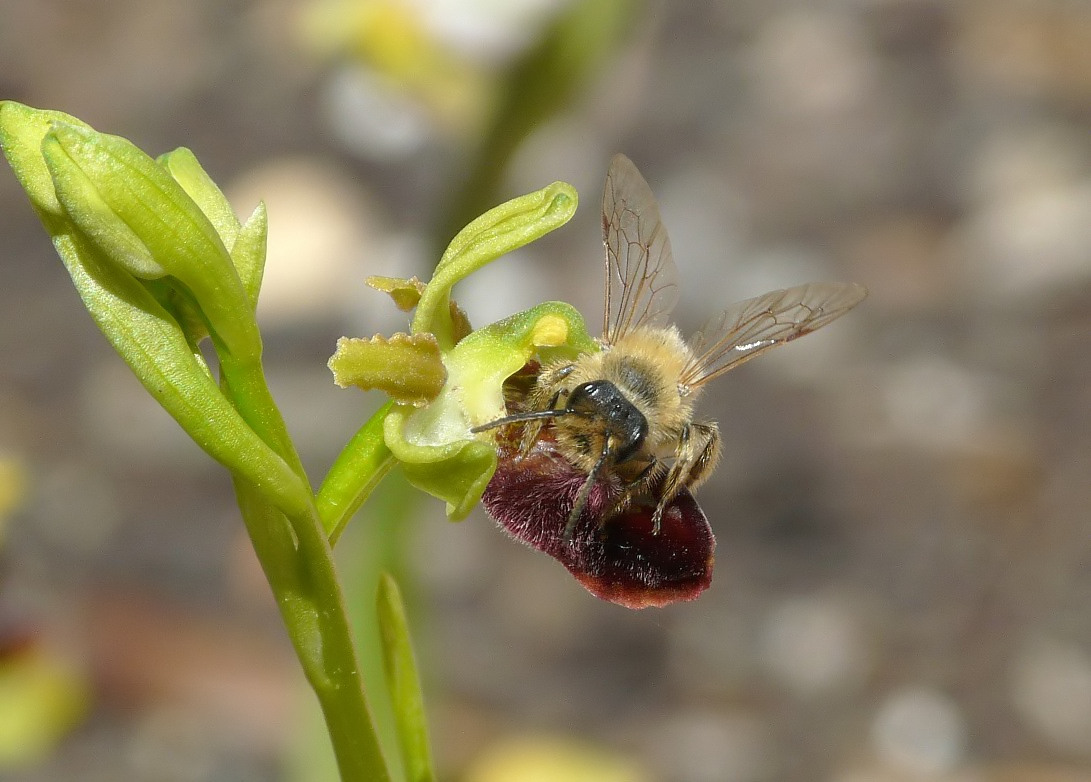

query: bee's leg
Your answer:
[682,422,721,491]
[519,364,575,454]
[651,422,720,533]
[563,438,614,542]
[519,387,568,455]
[600,457,659,522]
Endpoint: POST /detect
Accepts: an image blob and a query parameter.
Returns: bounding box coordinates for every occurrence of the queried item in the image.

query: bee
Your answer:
[474,154,867,541]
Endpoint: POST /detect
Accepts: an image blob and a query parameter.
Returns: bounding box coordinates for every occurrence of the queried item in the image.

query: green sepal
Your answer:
[159,146,241,251]
[0,102,91,221]
[412,180,577,350]
[384,301,595,519]
[376,573,436,782]
[43,132,166,279]
[160,147,268,311]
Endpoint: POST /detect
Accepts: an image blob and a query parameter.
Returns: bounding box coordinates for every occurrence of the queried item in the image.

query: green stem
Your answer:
[233,478,392,782]
[317,400,397,544]
[218,350,311,487]
[217,352,392,781]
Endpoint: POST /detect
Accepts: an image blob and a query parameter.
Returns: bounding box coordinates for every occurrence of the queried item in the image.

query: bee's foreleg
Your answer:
[563,437,614,542]
[519,386,568,455]
[600,457,658,522]
[651,422,720,533]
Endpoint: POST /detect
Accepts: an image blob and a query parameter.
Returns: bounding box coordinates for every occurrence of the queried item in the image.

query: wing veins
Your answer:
[601,155,679,345]
[680,282,867,388]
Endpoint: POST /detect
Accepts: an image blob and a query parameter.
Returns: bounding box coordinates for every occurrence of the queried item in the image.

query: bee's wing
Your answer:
[679,282,867,389]
[602,154,680,344]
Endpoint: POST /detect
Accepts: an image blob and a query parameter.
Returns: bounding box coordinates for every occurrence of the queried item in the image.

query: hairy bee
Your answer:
[475,154,867,540]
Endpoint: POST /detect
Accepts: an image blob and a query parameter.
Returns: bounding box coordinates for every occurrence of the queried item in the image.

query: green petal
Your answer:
[329,333,447,407]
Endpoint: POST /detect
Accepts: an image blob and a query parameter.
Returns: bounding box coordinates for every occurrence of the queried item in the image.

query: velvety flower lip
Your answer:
[482,428,715,609]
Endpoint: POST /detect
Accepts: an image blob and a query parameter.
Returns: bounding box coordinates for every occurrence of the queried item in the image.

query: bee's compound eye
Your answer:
[567,380,611,414]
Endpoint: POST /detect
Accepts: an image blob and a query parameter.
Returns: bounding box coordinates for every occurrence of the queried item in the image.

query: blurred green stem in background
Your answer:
[439,0,638,249]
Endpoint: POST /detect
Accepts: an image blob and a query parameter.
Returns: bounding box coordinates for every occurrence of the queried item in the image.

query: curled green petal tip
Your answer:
[366,276,427,311]
[412,180,577,350]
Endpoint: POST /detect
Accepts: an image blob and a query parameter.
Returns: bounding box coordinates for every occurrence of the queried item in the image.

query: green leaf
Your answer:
[59,230,312,518]
[376,573,435,782]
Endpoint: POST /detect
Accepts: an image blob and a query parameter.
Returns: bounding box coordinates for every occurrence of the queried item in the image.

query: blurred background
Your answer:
[2,0,1090,780]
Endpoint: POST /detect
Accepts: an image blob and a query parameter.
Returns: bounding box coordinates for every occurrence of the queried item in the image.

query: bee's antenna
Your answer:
[470,408,574,433]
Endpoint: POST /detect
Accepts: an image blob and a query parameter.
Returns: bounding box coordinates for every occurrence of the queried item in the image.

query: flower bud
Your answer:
[42,121,259,361]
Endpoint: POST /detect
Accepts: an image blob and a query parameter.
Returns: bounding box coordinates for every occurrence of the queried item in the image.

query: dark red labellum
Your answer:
[481,434,715,609]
